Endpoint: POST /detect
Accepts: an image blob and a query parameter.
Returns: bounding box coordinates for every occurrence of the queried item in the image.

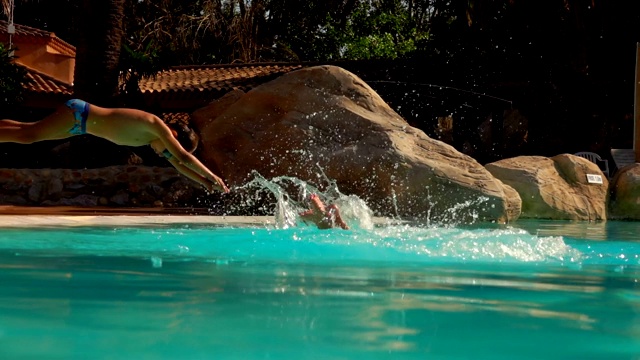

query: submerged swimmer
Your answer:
[299,193,349,230]
[0,99,229,193]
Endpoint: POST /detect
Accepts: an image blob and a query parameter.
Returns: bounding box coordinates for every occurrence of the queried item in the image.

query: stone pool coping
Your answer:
[0,206,395,228]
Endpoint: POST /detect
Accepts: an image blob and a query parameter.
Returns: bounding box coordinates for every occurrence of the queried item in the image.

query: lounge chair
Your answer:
[574,151,610,178]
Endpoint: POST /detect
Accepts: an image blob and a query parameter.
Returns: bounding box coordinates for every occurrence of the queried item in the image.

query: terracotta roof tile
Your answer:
[16,62,302,105]
[4,20,304,107]
[138,63,303,109]
[162,112,191,125]
[139,63,303,94]
[22,65,73,95]
[0,20,76,57]
[2,23,308,109]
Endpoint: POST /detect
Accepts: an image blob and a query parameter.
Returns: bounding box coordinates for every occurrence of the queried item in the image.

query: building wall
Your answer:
[14,41,75,84]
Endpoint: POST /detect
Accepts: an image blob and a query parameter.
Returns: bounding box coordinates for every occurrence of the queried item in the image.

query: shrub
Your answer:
[0,43,27,110]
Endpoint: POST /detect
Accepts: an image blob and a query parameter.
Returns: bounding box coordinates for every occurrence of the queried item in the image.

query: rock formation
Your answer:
[609,163,640,220]
[485,154,608,220]
[192,65,521,223]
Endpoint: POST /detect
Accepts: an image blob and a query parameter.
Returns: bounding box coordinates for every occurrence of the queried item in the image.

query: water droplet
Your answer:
[150,256,162,268]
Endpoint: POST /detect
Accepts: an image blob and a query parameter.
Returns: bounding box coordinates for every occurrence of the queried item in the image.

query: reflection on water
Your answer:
[508,219,640,242]
[1,251,639,359]
[0,219,639,359]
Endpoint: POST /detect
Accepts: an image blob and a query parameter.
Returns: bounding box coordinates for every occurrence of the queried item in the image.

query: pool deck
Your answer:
[0,206,394,228]
[0,206,274,228]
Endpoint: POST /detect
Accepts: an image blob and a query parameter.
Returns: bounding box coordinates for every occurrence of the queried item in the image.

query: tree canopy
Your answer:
[3,1,638,85]
[2,1,637,69]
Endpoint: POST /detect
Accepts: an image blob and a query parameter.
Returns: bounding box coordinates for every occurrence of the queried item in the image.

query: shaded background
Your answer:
[1,0,639,169]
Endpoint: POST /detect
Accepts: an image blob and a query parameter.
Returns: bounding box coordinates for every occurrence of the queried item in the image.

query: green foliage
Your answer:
[6,0,640,86]
[0,43,27,107]
[118,41,161,95]
[317,1,429,60]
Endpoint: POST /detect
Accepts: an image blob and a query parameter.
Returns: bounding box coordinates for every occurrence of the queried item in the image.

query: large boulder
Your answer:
[485,154,608,220]
[192,65,521,223]
[609,163,640,220]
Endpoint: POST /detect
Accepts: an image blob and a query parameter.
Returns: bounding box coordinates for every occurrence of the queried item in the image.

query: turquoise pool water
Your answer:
[0,219,639,359]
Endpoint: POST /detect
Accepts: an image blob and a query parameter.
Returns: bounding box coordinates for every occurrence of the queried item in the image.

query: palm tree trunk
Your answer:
[73,0,125,106]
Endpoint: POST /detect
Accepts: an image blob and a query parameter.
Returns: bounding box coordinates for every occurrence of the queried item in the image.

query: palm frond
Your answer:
[1,0,11,17]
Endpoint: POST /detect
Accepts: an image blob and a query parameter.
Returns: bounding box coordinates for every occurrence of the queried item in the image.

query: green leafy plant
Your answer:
[319,1,428,60]
[118,41,161,96]
[0,42,27,108]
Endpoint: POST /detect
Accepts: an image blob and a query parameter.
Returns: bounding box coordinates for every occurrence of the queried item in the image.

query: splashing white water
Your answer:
[299,224,584,264]
[238,170,375,230]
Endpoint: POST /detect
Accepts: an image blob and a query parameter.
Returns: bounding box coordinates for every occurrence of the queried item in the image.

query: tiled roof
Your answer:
[138,63,304,109]
[162,112,191,125]
[16,62,303,104]
[139,63,303,94]
[0,20,76,57]
[3,21,304,107]
[22,64,72,95]
[18,62,303,106]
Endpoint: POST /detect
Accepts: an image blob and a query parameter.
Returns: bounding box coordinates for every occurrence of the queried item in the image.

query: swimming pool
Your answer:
[0,217,638,360]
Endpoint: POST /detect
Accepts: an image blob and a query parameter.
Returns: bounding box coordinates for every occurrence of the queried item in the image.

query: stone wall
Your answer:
[0,166,214,210]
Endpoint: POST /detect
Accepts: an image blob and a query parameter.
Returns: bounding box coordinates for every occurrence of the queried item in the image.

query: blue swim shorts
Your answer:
[65,99,89,135]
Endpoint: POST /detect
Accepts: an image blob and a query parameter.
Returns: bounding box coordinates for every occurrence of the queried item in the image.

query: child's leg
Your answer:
[0,119,36,143]
[0,106,75,144]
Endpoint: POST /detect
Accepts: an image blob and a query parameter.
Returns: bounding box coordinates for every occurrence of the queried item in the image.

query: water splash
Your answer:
[0,221,592,266]
[236,170,375,230]
[364,225,582,263]
[439,196,490,224]
[229,166,502,231]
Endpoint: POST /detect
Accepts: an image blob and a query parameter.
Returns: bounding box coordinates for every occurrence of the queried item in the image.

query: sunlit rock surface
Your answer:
[193,65,521,223]
[609,163,640,220]
[486,154,608,220]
